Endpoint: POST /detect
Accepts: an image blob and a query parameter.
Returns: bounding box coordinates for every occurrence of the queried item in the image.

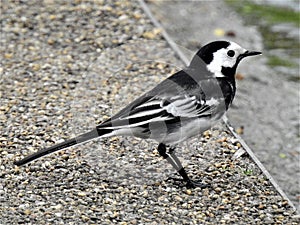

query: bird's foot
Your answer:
[166,177,184,183]
[186,179,209,189]
[166,177,209,189]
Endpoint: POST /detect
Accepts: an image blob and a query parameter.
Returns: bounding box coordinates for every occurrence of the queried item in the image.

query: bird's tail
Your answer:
[14,128,112,166]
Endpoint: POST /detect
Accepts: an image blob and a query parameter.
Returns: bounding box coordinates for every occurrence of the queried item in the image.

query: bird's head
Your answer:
[189,41,261,79]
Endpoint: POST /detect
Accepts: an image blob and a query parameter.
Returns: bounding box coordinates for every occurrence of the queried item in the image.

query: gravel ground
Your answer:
[0,0,299,224]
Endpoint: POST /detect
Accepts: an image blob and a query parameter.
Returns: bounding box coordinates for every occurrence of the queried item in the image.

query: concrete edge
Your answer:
[223,117,297,213]
[138,0,297,213]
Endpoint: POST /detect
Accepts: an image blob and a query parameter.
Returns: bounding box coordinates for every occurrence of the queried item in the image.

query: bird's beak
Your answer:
[242,50,262,57]
[238,50,261,62]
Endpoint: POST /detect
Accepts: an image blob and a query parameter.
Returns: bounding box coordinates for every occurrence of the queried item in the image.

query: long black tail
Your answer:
[14,128,111,166]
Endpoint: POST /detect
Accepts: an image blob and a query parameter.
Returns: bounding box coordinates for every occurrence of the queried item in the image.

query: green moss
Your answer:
[267,55,297,67]
[226,1,300,52]
[227,0,300,26]
[226,0,299,82]
[243,169,253,176]
[288,76,300,82]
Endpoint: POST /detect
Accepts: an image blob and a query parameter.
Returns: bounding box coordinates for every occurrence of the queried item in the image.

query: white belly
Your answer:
[150,116,222,145]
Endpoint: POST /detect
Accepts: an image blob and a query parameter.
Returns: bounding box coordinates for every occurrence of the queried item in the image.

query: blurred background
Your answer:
[147,0,299,210]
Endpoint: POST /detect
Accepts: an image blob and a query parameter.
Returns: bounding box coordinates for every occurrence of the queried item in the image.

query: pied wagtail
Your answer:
[14,41,261,188]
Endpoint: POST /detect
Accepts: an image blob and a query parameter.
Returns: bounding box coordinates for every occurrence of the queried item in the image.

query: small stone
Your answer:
[142,28,161,39]
[214,28,225,37]
[47,39,55,45]
[186,189,192,195]
[142,190,148,197]
[4,53,13,59]
[52,204,63,210]
[55,212,62,217]
[217,137,227,143]
[77,192,86,197]
[212,194,219,199]
[214,163,222,168]
[276,215,284,220]
[49,14,56,20]
[174,195,183,201]
[214,187,222,193]
[222,198,231,204]
[133,13,142,20]
[81,215,90,222]
[23,209,31,215]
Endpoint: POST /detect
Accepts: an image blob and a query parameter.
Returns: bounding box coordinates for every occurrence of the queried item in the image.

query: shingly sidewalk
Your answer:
[0,0,299,224]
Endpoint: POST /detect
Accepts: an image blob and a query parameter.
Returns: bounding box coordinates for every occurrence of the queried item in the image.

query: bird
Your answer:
[14,40,261,188]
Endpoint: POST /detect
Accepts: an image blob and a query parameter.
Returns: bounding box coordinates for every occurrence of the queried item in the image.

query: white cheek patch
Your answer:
[206,49,226,77]
[206,42,247,78]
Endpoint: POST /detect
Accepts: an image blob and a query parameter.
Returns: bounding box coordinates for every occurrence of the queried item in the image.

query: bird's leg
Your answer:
[168,146,184,170]
[157,143,180,171]
[169,146,208,188]
[157,143,208,189]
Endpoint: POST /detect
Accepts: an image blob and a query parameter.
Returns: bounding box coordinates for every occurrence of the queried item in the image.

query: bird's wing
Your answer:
[160,95,219,118]
[99,70,226,129]
[101,93,221,129]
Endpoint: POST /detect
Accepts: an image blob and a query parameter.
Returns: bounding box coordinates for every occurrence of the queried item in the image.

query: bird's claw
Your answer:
[166,177,209,189]
[186,179,209,189]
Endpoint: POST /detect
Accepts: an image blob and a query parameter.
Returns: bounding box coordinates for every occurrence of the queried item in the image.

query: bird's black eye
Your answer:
[227,50,235,57]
